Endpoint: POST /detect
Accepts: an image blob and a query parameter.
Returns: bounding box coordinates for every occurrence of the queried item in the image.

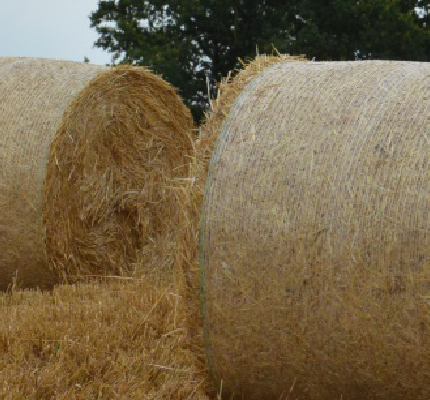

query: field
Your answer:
[0,274,213,399]
[1,57,427,400]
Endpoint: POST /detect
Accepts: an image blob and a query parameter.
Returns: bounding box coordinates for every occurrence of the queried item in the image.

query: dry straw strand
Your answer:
[200,60,429,400]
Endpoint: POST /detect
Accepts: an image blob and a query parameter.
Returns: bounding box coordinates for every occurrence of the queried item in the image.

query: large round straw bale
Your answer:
[200,60,429,400]
[0,57,194,291]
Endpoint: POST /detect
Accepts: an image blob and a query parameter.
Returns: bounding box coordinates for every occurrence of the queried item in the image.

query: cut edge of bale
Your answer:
[43,64,195,283]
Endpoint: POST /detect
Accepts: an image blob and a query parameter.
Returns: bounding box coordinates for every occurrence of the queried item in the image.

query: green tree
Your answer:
[90,0,296,123]
[288,0,429,60]
[90,0,429,123]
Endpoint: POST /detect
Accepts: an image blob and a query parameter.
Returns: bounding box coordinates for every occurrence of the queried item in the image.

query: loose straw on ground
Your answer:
[0,277,211,399]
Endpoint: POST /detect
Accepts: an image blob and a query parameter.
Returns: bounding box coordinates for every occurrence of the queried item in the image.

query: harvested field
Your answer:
[198,59,429,399]
[0,276,212,400]
[0,57,194,291]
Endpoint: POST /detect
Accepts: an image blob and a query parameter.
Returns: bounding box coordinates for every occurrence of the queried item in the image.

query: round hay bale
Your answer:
[0,57,194,291]
[200,60,429,400]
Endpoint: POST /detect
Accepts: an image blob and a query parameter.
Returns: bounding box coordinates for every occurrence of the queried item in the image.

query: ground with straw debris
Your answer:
[0,276,212,399]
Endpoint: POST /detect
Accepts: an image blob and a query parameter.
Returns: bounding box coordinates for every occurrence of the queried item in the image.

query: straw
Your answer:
[0,58,194,291]
[200,60,429,400]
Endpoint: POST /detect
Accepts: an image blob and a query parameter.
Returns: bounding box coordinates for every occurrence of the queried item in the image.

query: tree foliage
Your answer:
[90,0,429,123]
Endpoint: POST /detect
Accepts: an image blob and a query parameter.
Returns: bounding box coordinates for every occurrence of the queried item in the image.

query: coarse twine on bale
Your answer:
[199,59,429,400]
[0,57,194,291]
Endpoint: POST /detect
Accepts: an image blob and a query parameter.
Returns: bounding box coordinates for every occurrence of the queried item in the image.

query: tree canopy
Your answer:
[90,0,429,123]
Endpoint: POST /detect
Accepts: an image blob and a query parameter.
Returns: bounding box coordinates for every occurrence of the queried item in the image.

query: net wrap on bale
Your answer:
[0,57,194,291]
[200,60,429,400]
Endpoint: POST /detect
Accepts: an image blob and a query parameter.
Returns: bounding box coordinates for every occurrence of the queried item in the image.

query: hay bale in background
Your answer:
[0,57,194,291]
[200,60,429,400]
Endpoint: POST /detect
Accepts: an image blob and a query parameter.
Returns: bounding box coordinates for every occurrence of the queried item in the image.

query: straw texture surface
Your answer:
[0,276,211,399]
[200,61,429,400]
[0,58,105,291]
[0,57,194,291]
[43,64,194,282]
[190,55,307,303]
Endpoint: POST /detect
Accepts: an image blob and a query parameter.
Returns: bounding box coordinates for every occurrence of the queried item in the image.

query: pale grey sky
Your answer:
[0,0,111,65]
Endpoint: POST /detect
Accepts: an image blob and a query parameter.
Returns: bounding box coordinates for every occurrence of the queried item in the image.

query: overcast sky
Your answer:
[0,0,111,65]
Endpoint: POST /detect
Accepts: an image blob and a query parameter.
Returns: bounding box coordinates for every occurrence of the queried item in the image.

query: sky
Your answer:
[0,0,111,65]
